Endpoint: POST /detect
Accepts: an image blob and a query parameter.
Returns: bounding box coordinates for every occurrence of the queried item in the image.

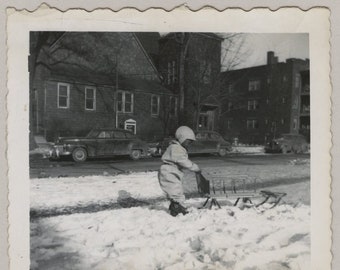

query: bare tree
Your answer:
[29,32,127,136]
[183,33,249,131]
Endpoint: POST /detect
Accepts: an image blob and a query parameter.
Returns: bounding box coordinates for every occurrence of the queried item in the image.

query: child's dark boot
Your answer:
[169,200,188,217]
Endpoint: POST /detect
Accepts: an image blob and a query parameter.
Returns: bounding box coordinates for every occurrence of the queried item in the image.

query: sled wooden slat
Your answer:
[196,173,286,210]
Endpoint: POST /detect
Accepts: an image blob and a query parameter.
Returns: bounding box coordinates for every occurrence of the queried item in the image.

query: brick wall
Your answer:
[220,58,309,144]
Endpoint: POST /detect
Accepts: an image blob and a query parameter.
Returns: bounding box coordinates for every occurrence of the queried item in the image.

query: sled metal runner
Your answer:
[195,173,287,210]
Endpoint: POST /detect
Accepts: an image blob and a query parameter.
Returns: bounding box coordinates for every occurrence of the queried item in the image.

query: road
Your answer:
[30,153,310,179]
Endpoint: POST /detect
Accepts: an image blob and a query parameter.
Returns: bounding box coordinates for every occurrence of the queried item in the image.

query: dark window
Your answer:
[199,115,208,129]
[98,131,112,138]
[117,92,123,112]
[248,100,259,110]
[228,84,234,94]
[125,93,133,113]
[117,91,134,113]
[210,133,220,140]
[58,83,70,108]
[169,96,177,116]
[227,119,232,129]
[85,87,96,110]
[125,132,135,139]
[248,80,261,91]
[247,119,259,129]
[196,132,208,140]
[113,131,126,138]
[151,95,160,115]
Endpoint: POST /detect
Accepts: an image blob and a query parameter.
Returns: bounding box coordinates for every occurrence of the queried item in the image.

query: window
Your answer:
[247,119,259,129]
[151,95,160,116]
[113,131,126,138]
[167,62,171,84]
[172,61,177,83]
[226,119,232,129]
[228,101,233,112]
[98,131,113,138]
[266,98,270,104]
[85,87,96,110]
[267,77,271,84]
[199,114,208,129]
[265,119,269,125]
[248,80,261,91]
[271,122,277,132]
[282,97,286,104]
[196,132,208,140]
[295,74,301,88]
[228,84,234,94]
[247,100,259,110]
[293,119,298,130]
[210,133,221,140]
[125,132,135,139]
[58,83,70,108]
[201,61,212,84]
[167,61,177,85]
[169,96,178,116]
[117,91,134,113]
[281,118,285,125]
[282,75,287,82]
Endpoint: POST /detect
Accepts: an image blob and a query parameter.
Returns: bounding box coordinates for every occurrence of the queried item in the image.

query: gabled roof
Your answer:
[134,32,160,66]
[50,64,174,95]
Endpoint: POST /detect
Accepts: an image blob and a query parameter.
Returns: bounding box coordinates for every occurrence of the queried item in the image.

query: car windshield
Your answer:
[86,130,100,138]
[113,131,126,138]
[125,132,135,139]
[210,133,221,140]
[196,133,208,140]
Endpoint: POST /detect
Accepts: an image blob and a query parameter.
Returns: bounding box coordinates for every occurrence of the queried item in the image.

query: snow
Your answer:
[31,170,310,270]
[231,146,265,154]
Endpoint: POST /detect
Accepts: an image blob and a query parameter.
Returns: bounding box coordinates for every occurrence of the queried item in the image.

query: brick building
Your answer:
[30,32,178,142]
[158,33,223,131]
[219,51,310,144]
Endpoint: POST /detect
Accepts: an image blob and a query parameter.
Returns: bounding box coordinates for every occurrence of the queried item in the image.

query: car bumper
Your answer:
[264,147,281,153]
[49,146,71,158]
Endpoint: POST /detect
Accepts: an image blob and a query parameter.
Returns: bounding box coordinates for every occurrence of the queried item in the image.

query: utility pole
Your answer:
[115,55,119,128]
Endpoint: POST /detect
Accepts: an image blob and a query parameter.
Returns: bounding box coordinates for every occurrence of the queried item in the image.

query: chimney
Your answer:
[267,51,277,65]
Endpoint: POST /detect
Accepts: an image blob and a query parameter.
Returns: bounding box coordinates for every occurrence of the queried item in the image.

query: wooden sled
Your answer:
[195,172,287,211]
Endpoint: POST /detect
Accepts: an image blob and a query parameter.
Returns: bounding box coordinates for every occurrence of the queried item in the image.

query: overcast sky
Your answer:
[229,33,309,69]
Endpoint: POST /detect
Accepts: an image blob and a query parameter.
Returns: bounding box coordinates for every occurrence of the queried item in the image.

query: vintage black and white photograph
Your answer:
[28,31,311,269]
[6,7,331,270]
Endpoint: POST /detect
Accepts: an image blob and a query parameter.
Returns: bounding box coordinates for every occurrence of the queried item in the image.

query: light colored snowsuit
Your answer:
[158,140,199,203]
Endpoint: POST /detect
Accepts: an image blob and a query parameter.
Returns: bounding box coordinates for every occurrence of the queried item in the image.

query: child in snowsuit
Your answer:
[158,126,200,216]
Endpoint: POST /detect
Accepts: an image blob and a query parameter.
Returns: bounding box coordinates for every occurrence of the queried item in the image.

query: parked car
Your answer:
[156,131,232,157]
[50,128,150,162]
[264,134,309,154]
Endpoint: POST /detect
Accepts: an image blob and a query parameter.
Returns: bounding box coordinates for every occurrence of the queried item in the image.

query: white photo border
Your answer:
[6,6,331,270]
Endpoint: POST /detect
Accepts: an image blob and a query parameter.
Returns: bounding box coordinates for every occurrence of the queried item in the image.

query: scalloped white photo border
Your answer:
[6,6,331,270]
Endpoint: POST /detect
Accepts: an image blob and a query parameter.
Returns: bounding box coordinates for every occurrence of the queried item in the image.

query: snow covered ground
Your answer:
[31,163,310,270]
[230,145,265,154]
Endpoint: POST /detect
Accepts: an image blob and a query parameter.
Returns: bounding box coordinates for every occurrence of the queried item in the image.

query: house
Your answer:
[220,51,310,144]
[30,32,178,142]
[158,33,223,131]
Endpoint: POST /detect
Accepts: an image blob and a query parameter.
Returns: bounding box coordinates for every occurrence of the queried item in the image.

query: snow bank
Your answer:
[30,171,310,270]
[30,172,164,212]
[31,204,310,270]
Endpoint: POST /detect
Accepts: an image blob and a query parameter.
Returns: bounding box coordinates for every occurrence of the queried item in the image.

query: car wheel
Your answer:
[72,147,87,162]
[292,145,301,154]
[218,148,228,157]
[130,149,141,160]
[301,144,309,153]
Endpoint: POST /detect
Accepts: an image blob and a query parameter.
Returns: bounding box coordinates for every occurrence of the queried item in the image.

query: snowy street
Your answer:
[30,154,310,270]
[30,152,310,178]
